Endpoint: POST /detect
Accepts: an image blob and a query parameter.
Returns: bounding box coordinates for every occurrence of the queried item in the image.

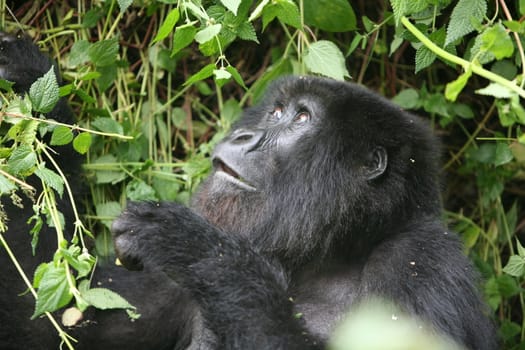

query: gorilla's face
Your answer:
[192,76,439,265]
[210,93,320,193]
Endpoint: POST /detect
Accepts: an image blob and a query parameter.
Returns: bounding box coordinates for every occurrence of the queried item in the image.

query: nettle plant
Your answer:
[0,68,136,347]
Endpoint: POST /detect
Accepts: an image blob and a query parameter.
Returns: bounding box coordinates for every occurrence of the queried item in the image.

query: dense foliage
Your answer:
[0,0,524,348]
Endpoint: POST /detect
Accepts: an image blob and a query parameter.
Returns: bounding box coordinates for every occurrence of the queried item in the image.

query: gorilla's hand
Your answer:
[112,201,232,276]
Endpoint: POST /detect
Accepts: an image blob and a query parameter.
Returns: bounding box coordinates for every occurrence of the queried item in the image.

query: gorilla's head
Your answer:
[192,76,441,267]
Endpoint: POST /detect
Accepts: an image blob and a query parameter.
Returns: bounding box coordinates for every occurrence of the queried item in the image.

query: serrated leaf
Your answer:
[445,0,487,45]
[303,40,350,80]
[445,69,472,101]
[220,0,241,15]
[91,117,124,135]
[237,21,258,42]
[83,287,136,310]
[194,24,222,44]
[303,0,356,32]
[503,255,525,277]
[29,67,59,114]
[172,25,197,55]
[73,132,92,154]
[88,37,119,67]
[152,8,180,44]
[415,46,436,73]
[390,0,429,25]
[35,166,64,197]
[31,264,72,319]
[7,145,37,175]
[50,126,74,146]
[183,64,216,86]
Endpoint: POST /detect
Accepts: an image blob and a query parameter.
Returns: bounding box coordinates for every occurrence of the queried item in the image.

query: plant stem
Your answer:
[401,16,525,99]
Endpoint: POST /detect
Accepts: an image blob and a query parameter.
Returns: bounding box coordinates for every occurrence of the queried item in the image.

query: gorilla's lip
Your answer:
[212,158,257,191]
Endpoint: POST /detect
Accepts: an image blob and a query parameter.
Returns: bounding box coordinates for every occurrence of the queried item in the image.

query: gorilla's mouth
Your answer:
[212,158,257,191]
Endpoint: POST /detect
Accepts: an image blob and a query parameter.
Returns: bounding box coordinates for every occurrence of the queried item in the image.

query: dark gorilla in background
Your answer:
[0,33,497,349]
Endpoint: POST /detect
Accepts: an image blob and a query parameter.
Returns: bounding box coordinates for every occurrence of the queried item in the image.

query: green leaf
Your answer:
[31,264,73,319]
[494,142,513,166]
[35,166,64,197]
[516,239,525,257]
[0,173,16,194]
[29,67,59,114]
[194,24,222,44]
[50,126,74,146]
[304,0,356,32]
[82,287,136,310]
[183,64,216,86]
[93,155,126,184]
[60,245,95,278]
[152,8,180,44]
[479,22,514,60]
[125,179,158,201]
[88,37,119,67]
[262,0,301,30]
[7,145,37,175]
[445,0,487,45]
[303,40,350,80]
[390,0,429,25]
[226,66,246,89]
[172,25,197,55]
[237,21,258,42]
[445,68,472,101]
[68,40,91,67]
[220,0,241,15]
[95,201,122,229]
[476,83,514,99]
[117,0,133,13]
[91,117,124,135]
[73,132,92,154]
[0,78,14,92]
[503,255,525,277]
[392,89,420,109]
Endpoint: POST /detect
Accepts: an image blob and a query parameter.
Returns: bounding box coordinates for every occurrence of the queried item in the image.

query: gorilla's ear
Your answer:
[364,146,388,180]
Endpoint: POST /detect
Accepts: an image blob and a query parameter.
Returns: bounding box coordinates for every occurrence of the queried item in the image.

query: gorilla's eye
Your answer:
[272,107,283,120]
[294,111,310,123]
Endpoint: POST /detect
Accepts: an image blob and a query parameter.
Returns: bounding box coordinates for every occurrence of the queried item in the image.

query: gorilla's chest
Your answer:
[291,263,362,340]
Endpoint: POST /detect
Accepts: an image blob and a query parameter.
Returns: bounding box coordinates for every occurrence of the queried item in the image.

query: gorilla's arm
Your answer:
[358,218,497,350]
[112,201,320,350]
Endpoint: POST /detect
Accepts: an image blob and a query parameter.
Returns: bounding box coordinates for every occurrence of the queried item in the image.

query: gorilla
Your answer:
[0,33,497,350]
[112,76,498,350]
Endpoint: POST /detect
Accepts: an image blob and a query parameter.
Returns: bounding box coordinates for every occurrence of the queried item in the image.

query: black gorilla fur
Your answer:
[0,34,497,349]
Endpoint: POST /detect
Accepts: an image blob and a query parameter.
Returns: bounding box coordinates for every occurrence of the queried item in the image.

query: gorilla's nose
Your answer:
[227,128,264,152]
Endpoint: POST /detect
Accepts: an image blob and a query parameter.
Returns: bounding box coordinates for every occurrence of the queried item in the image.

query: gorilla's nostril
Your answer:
[233,133,253,143]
